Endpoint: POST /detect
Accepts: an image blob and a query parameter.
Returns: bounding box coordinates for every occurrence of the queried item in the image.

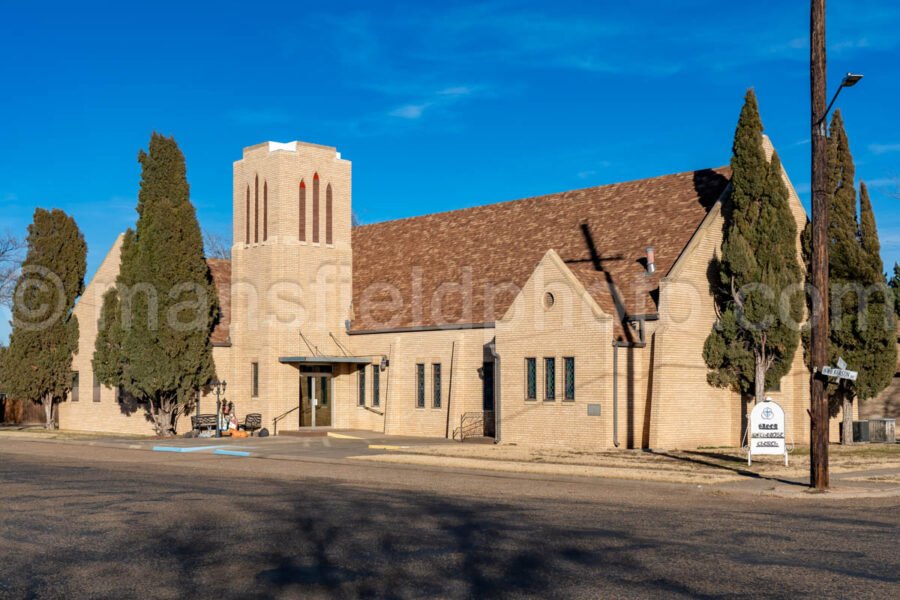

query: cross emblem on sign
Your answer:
[761,407,774,420]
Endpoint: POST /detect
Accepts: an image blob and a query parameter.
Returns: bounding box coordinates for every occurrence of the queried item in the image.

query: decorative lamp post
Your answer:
[212,380,227,438]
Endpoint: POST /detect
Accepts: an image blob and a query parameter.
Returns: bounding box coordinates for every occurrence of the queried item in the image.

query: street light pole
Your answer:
[809,1,863,492]
[809,0,829,491]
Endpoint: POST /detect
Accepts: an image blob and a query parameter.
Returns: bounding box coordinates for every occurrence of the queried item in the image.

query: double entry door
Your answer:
[300,372,332,428]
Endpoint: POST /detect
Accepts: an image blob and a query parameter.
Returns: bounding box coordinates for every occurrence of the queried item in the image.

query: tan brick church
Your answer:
[60,137,845,448]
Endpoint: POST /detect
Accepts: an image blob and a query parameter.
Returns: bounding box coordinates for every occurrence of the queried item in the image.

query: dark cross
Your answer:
[565,223,634,344]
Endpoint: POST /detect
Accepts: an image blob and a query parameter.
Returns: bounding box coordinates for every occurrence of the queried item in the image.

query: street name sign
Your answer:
[821,366,858,381]
[748,399,788,466]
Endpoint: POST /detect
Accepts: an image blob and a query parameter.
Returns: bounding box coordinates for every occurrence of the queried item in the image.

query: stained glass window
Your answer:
[526,358,537,401]
[545,357,556,401]
[416,364,425,408]
[564,357,575,401]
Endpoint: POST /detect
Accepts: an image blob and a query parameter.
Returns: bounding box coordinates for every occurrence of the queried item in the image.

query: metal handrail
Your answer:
[453,411,484,442]
[272,405,300,436]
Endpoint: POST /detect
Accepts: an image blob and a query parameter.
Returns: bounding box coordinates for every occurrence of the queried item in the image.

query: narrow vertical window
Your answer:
[251,362,259,398]
[373,367,380,407]
[245,186,250,244]
[71,372,79,402]
[525,358,537,401]
[358,365,367,406]
[325,183,333,245]
[93,374,101,402]
[299,180,306,241]
[254,175,259,243]
[416,364,425,408]
[564,357,575,401]
[433,363,442,408]
[312,173,320,243]
[544,358,556,401]
[263,180,268,241]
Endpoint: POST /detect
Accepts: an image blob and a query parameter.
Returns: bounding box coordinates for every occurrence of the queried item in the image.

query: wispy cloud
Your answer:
[869,143,900,155]
[863,177,899,189]
[577,160,613,179]
[388,86,477,121]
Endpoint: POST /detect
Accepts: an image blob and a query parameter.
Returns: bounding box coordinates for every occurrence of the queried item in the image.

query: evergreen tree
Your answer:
[3,209,86,428]
[826,112,865,280]
[93,287,124,387]
[704,90,804,407]
[817,113,896,443]
[825,110,865,444]
[854,182,895,410]
[888,262,900,318]
[93,133,217,436]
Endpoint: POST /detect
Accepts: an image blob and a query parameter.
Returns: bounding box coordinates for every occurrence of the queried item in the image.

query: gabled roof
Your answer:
[350,167,731,334]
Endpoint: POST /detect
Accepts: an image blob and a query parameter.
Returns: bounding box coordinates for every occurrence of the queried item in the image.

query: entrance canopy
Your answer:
[278,356,373,366]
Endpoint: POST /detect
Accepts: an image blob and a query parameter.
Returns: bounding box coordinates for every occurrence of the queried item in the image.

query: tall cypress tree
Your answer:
[818,113,896,443]
[825,110,865,444]
[93,133,217,436]
[889,263,900,318]
[3,209,86,428]
[855,182,895,414]
[704,90,803,406]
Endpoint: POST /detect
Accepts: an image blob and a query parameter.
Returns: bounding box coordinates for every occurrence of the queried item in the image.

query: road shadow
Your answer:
[649,449,806,487]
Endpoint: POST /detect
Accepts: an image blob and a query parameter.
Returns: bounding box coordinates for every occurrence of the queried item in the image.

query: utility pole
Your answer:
[809,0,830,490]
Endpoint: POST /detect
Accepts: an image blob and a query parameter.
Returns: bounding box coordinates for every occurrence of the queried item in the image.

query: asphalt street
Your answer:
[0,440,897,599]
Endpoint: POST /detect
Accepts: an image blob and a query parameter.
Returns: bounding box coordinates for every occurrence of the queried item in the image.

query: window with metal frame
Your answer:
[71,372,79,402]
[358,365,366,406]
[92,373,101,402]
[416,363,425,408]
[564,357,575,401]
[544,357,556,401]
[373,366,380,407]
[251,362,259,398]
[433,363,442,408]
[525,357,537,401]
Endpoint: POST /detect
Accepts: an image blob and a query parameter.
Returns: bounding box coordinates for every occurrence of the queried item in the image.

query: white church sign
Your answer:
[748,398,788,466]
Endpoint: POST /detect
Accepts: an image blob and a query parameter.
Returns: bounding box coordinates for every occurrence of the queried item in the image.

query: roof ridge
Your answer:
[354,166,730,230]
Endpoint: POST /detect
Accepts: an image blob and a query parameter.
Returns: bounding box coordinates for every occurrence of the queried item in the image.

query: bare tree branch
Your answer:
[0,231,25,307]
[202,230,231,260]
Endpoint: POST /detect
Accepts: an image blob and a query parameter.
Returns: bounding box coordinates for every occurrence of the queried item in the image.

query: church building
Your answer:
[60,137,846,448]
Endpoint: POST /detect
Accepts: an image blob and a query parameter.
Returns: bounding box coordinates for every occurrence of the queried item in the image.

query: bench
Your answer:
[239,413,262,436]
[191,413,218,435]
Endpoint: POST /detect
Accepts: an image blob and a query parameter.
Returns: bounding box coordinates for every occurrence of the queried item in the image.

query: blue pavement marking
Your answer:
[152,445,231,453]
[213,449,252,457]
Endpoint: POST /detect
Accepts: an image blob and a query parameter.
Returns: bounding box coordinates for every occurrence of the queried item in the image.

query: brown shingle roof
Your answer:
[208,259,231,346]
[351,167,731,335]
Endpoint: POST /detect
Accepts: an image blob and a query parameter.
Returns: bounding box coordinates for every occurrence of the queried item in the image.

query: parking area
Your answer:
[78,429,460,462]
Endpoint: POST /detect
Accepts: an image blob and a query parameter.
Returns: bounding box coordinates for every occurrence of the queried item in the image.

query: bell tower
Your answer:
[229,141,354,420]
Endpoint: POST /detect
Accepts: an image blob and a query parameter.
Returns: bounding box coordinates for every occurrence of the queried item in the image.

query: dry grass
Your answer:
[354,442,900,485]
[0,427,149,441]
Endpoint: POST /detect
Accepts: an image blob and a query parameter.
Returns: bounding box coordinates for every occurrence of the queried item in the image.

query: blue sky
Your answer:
[1,0,899,342]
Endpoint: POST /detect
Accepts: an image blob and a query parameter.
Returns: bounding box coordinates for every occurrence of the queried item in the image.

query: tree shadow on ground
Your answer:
[2,454,897,599]
[649,450,804,487]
